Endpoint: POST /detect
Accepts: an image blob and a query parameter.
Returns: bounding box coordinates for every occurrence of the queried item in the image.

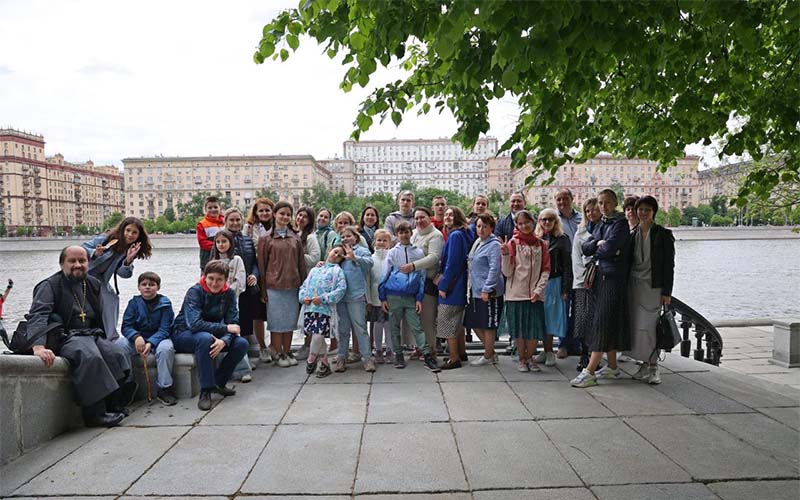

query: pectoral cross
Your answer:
[79,311,87,322]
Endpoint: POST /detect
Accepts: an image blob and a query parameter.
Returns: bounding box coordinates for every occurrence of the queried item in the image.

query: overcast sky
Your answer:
[1,0,717,169]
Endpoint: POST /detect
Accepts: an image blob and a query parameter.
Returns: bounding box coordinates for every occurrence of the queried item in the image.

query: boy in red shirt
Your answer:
[196,196,225,271]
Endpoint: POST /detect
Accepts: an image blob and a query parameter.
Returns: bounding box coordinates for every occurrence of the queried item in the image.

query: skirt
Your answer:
[266,288,300,332]
[436,304,465,339]
[237,291,265,338]
[544,277,567,338]
[504,300,546,341]
[586,274,631,353]
[625,277,661,363]
[464,296,504,330]
[572,288,595,340]
[303,312,332,338]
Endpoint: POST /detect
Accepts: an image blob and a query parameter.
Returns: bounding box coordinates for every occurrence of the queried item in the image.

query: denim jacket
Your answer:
[173,281,239,346]
[340,245,373,302]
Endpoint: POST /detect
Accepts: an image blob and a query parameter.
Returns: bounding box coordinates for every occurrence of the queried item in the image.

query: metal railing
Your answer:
[670,297,723,366]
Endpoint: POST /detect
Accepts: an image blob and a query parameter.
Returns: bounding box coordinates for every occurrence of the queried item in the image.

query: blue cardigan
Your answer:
[121,294,175,348]
[437,227,473,306]
[468,234,505,298]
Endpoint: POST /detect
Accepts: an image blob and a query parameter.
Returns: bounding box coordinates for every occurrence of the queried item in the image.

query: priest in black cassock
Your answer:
[21,246,137,427]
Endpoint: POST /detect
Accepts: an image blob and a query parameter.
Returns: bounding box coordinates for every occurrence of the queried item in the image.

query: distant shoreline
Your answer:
[0,225,797,250]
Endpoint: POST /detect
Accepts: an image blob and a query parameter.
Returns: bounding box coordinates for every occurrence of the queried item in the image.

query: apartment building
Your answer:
[343,137,499,197]
[318,158,355,194]
[122,155,332,219]
[0,129,124,234]
[486,154,700,210]
[698,162,746,204]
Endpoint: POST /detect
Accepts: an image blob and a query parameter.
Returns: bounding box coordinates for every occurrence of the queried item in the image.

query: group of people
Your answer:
[13,186,674,424]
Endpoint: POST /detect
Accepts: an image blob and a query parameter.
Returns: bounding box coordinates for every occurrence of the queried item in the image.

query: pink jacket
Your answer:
[501,239,550,301]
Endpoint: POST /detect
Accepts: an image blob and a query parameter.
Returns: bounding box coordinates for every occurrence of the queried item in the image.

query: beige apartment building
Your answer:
[318,158,355,194]
[488,154,700,210]
[122,155,332,219]
[698,162,746,204]
[343,137,499,197]
[1,129,124,235]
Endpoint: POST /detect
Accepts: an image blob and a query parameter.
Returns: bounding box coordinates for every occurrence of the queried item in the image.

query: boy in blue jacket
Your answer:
[116,272,177,405]
[379,221,440,372]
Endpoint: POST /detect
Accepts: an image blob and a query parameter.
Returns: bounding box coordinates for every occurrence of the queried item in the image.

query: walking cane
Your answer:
[141,354,152,402]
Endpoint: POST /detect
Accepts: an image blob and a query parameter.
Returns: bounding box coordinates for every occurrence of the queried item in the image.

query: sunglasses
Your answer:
[539,217,555,223]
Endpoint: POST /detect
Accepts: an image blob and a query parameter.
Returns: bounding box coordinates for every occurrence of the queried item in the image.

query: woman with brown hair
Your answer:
[244,197,274,362]
[82,217,152,340]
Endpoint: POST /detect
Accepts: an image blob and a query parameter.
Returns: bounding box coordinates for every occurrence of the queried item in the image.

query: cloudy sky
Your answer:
[0,0,525,167]
[2,0,717,169]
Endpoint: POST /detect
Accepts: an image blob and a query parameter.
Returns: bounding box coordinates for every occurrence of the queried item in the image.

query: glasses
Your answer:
[539,217,555,223]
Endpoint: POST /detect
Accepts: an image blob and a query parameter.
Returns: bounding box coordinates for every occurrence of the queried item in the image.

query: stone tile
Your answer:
[650,374,753,414]
[684,371,800,408]
[722,360,791,374]
[371,360,438,383]
[753,371,800,386]
[123,397,210,426]
[758,406,800,431]
[708,480,800,500]
[241,424,360,495]
[659,353,714,373]
[308,364,373,384]
[510,381,614,419]
[12,497,115,500]
[368,383,448,423]
[539,418,690,485]
[0,428,103,496]
[201,383,300,425]
[355,423,467,493]
[254,363,310,384]
[706,413,800,468]
[283,383,369,424]
[473,489,595,500]
[121,497,228,500]
[586,379,695,416]
[495,358,567,382]
[453,421,582,489]
[626,415,797,480]
[128,425,270,495]
[13,426,186,496]
[358,495,471,500]
[592,483,718,500]
[441,382,531,421]
[242,497,348,500]
[436,364,505,382]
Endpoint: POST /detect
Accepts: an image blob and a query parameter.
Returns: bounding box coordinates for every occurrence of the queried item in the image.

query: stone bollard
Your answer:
[770,319,800,368]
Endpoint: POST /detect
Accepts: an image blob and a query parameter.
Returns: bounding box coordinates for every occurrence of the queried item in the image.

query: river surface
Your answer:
[0,236,798,330]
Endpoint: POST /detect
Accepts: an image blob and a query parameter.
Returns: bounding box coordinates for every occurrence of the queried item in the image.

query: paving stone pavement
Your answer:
[2,352,799,499]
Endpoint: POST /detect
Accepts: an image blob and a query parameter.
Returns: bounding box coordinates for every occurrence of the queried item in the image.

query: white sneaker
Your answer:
[276,354,291,368]
[648,365,662,385]
[517,360,530,372]
[533,351,547,363]
[632,363,651,382]
[295,346,309,360]
[470,355,494,367]
[259,348,272,363]
[240,374,252,383]
[596,365,621,379]
[571,369,598,388]
[287,353,299,366]
[617,354,632,363]
[545,352,556,367]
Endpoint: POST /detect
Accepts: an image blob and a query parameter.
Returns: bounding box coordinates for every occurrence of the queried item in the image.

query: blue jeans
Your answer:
[337,300,372,361]
[115,336,175,389]
[174,332,248,390]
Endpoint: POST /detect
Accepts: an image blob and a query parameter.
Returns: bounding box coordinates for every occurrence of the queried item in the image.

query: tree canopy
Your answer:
[255,0,798,204]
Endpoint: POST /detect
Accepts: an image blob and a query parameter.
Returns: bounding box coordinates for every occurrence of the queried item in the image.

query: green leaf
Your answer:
[286,34,299,50]
[501,69,518,89]
[280,49,289,61]
[259,42,275,58]
[391,111,402,126]
[350,31,367,50]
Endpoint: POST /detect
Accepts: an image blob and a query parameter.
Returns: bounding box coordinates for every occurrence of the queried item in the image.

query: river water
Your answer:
[0,235,798,330]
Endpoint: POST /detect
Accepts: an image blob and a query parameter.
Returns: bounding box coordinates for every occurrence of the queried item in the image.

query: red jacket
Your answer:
[196,214,225,251]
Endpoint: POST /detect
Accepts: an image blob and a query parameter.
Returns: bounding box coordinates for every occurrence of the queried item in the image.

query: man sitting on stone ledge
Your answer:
[17,245,137,428]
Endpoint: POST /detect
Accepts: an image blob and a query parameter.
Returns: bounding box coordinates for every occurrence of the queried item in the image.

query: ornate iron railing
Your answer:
[670,297,723,366]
